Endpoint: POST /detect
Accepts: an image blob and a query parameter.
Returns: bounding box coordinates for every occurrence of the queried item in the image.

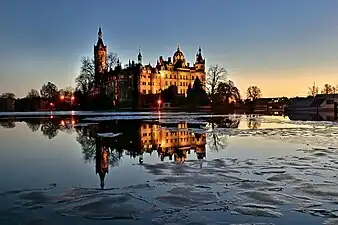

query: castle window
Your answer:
[148,82,151,85]
[174,82,176,85]
[174,75,176,79]
[165,81,168,85]
[170,74,172,79]
[170,81,172,85]
[143,90,146,94]
[165,74,168,78]
[180,75,182,79]
[192,76,194,80]
[148,90,152,94]
[180,82,182,86]
[148,76,151,78]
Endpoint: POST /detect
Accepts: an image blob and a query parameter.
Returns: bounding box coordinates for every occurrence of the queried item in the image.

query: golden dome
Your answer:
[173,44,186,66]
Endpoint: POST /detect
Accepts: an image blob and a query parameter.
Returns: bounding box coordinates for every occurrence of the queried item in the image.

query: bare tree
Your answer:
[246,86,262,101]
[106,52,119,72]
[26,89,40,98]
[207,65,228,98]
[308,83,319,96]
[75,57,95,96]
[0,92,15,99]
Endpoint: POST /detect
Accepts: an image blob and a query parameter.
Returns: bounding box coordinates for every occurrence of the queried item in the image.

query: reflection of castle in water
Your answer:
[140,122,206,163]
[84,120,207,188]
[95,138,109,189]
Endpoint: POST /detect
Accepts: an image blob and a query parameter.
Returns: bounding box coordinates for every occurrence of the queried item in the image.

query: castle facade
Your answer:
[93,28,206,105]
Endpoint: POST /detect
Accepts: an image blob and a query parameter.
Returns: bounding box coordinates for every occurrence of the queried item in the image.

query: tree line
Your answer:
[308,83,338,96]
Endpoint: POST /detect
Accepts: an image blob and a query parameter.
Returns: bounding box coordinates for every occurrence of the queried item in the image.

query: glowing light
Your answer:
[71,96,75,101]
[157,99,162,105]
[71,110,75,116]
[50,102,54,106]
[60,95,65,100]
[60,120,65,126]
[71,120,75,125]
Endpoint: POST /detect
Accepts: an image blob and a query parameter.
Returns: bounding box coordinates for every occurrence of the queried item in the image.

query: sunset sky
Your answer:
[1,0,338,98]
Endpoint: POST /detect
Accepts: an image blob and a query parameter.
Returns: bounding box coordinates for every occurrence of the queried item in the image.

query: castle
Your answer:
[93,28,206,105]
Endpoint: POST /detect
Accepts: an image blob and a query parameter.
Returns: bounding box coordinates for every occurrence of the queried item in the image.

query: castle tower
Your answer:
[194,46,205,71]
[94,27,107,75]
[138,47,142,65]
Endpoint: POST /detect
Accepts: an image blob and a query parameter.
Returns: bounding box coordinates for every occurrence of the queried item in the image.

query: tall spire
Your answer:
[98,27,102,39]
[177,42,180,51]
[138,47,142,64]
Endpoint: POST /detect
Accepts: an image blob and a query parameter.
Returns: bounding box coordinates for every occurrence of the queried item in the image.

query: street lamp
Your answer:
[157,99,161,111]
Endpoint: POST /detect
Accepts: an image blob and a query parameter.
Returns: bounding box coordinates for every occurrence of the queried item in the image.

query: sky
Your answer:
[0,0,338,98]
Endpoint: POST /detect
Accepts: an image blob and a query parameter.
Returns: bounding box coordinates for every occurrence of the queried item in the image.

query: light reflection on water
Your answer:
[0,114,337,225]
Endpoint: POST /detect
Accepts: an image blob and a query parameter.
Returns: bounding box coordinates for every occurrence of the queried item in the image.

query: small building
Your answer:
[286,94,338,120]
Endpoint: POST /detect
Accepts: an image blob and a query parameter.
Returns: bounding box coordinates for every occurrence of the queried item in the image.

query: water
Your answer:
[0,112,338,225]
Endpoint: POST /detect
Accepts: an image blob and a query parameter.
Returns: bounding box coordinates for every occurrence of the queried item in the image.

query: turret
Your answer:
[194,46,205,71]
[94,27,107,75]
[137,47,142,65]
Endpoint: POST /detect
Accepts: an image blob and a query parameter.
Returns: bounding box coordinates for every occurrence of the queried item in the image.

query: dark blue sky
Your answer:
[1,0,338,97]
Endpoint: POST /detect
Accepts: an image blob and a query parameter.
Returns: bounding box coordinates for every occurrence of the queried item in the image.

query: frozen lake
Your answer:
[0,112,338,225]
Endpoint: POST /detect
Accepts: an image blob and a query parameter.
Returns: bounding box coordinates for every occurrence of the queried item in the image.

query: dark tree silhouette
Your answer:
[40,82,58,99]
[321,84,336,94]
[0,120,15,129]
[0,92,15,99]
[207,117,240,151]
[207,65,227,98]
[41,120,59,139]
[26,89,40,98]
[246,86,262,101]
[26,120,41,132]
[75,57,95,96]
[59,86,74,97]
[187,78,209,106]
[215,80,241,104]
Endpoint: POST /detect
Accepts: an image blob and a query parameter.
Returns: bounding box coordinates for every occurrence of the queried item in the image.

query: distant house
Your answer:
[286,96,314,113]
[286,94,338,120]
[308,94,338,110]
[0,98,15,112]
